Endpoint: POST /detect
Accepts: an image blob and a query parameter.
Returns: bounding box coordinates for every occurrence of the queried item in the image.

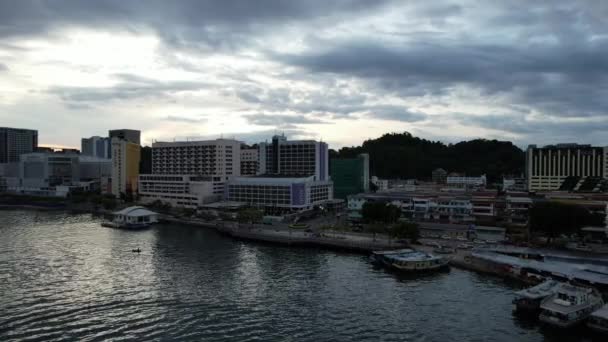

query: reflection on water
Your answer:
[0,210,604,341]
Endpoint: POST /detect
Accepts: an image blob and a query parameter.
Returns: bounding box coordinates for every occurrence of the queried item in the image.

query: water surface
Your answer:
[0,210,602,341]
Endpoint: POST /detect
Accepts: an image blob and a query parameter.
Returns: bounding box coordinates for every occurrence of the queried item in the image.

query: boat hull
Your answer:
[539,314,587,328]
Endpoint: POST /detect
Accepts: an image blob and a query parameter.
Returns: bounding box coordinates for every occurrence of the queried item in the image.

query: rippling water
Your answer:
[0,210,603,341]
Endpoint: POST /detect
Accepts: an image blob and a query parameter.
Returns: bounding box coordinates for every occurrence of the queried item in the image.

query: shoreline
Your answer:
[4,206,606,292]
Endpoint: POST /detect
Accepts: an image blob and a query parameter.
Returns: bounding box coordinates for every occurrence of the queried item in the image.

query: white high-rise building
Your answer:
[258,134,329,181]
[151,139,241,180]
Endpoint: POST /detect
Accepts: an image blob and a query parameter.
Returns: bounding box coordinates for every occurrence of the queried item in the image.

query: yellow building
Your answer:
[111,138,141,197]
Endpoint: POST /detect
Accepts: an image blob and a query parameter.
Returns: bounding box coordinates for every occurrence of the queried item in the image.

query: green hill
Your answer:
[330,132,524,183]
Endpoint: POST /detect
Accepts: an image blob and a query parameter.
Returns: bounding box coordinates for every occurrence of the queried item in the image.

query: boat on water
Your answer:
[371,249,449,272]
[101,206,159,230]
[539,283,604,328]
[512,280,561,314]
[587,304,608,334]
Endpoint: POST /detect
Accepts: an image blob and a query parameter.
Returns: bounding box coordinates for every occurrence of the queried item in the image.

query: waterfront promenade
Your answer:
[161,216,405,252]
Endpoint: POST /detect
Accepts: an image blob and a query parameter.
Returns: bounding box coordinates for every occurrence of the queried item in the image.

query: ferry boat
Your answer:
[371,249,449,272]
[512,280,561,313]
[101,206,159,230]
[587,304,608,334]
[539,284,604,328]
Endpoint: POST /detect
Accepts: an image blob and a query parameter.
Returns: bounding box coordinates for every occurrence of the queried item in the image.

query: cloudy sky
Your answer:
[1,0,607,149]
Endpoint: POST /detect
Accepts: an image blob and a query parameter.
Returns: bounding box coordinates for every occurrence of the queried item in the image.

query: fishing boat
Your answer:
[101,206,159,230]
[539,283,604,328]
[587,304,608,334]
[512,280,561,313]
[371,249,449,272]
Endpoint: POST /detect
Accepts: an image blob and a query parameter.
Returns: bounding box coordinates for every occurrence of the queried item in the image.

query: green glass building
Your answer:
[330,153,370,199]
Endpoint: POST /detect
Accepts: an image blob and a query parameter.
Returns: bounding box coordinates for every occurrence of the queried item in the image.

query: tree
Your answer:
[362,201,401,241]
[529,201,605,243]
[102,197,117,210]
[237,208,263,228]
[391,222,420,243]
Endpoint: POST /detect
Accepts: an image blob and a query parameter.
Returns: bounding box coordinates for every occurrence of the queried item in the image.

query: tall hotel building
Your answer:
[526,144,608,192]
[151,139,241,178]
[258,134,328,181]
[138,139,241,207]
[0,127,38,163]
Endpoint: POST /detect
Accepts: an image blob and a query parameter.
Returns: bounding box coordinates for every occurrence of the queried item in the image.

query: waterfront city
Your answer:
[2,1,608,341]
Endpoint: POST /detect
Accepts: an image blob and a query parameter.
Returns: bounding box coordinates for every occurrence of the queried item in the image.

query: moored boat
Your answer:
[512,280,561,314]
[587,304,608,334]
[371,249,449,272]
[539,283,604,328]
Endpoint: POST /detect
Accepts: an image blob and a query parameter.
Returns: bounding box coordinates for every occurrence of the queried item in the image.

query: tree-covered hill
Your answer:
[330,132,524,183]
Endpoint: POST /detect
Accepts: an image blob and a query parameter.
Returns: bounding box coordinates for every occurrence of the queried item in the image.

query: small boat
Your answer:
[539,283,604,328]
[371,249,449,272]
[587,304,608,334]
[132,248,142,253]
[102,206,159,230]
[512,280,561,314]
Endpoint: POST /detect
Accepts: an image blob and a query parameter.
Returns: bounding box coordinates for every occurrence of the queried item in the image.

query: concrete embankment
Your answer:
[159,216,404,253]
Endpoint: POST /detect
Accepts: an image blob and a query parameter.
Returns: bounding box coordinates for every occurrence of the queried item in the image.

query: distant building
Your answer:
[109,129,141,145]
[79,155,111,180]
[330,153,369,199]
[0,127,38,163]
[240,146,259,176]
[225,176,333,214]
[111,138,141,197]
[432,168,447,184]
[258,134,328,181]
[81,136,111,159]
[151,139,241,179]
[526,144,608,192]
[446,174,487,189]
[371,176,389,191]
[2,152,80,196]
[503,177,527,191]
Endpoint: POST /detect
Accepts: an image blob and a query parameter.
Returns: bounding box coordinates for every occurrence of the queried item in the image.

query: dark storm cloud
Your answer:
[0,0,391,49]
[277,37,608,118]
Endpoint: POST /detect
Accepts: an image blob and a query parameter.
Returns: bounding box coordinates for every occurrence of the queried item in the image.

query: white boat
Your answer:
[587,304,608,334]
[512,280,561,313]
[371,249,449,272]
[102,206,159,230]
[539,284,604,328]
